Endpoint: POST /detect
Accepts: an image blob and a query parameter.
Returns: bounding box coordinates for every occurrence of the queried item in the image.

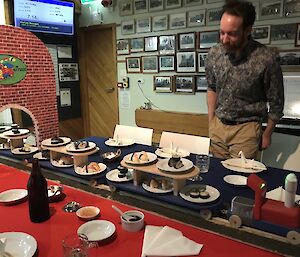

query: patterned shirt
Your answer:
[205,38,284,123]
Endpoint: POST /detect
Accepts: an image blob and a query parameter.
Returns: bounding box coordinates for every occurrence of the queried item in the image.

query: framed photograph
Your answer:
[184,0,202,7]
[133,0,148,14]
[296,23,300,47]
[260,0,283,20]
[159,55,175,71]
[271,23,297,44]
[126,57,141,73]
[121,20,135,35]
[142,56,159,73]
[154,76,173,93]
[117,39,130,55]
[187,9,205,27]
[136,17,151,33]
[130,38,144,53]
[178,32,196,50]
[252,25,271,44]
[159,35,176,55]
[144,36,158,52]
[175,75,195,94]
[284,0,300,17]
[166,0,182,9]
[169,13,186,30]
[149,0,164,12]
[176,51,196,72]
[198,52,208,72]
[199,30,219,49]
[195,74,208,92]
[206,7,223,25]
[152,15,168,31]
[279,50,300,71]
[119,0,133,16]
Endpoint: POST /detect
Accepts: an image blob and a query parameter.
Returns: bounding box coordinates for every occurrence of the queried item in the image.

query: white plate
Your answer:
[77,220,116,241]
[74,163,107,176]
[11,147,38,155]
[221,158,266,173]
[0,189,28,205]
[0,232,37,257]
[2,129,30,137]
[51,160,73,168]
[105,169,133,182]
[179,185,220,203]
[123,152,157,165]
[66,141,97,153]
[155,148,190,158]
[156,158,194,173]
[142,178,173,194]
[224,175,248,186]
[41,137,71,147]
[105,138,135,147]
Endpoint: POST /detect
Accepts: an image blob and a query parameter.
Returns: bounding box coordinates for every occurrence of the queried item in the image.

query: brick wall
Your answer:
[0,25,59,146]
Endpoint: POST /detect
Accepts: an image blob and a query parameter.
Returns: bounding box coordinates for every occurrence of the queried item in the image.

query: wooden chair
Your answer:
[113,124,153,146]
[159,131,210,155]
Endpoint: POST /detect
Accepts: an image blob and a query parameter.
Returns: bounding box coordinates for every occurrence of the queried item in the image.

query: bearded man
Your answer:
[205,0,284,159]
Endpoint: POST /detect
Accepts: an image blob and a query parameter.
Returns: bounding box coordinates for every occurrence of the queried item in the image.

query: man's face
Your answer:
[220,12,250,53]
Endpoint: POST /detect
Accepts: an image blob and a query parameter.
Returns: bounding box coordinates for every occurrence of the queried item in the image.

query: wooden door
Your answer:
[79,24,118,138]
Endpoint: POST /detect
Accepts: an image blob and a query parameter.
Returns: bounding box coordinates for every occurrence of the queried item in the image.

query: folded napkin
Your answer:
[221,158,266,170]
[266,186,300,202]
[141,225,203,257]
[0,238,6,255]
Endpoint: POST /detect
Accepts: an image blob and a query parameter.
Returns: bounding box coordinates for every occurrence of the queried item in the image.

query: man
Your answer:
[205,0,284,159]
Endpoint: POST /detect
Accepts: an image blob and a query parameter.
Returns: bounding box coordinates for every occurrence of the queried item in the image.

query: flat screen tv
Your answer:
[13,0,74,36]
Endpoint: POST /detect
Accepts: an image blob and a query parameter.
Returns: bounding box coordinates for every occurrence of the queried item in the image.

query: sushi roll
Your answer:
[189,188,200,198]
[199,190,210,199]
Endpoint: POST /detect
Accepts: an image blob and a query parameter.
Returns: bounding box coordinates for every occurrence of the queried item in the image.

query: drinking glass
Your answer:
[190,154,210,181]
[62,233,89,257]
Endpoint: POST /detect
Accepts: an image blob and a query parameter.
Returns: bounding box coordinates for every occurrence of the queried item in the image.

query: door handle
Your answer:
[105,87,115,93]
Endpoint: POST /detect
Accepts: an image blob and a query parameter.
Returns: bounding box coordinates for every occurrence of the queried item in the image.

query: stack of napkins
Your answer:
[141,225,203,257]
[266,186,300,202]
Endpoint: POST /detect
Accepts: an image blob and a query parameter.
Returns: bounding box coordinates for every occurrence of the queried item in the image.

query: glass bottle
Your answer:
[27,158,50,222]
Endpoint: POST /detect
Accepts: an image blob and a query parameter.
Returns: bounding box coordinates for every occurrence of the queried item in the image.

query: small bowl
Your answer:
[76,206,100,221]
[121,210,144,232]
[101,149,121,162]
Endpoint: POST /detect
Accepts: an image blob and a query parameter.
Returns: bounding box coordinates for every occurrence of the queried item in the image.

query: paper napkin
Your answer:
[141,225,203,257]
[266,186,300,202]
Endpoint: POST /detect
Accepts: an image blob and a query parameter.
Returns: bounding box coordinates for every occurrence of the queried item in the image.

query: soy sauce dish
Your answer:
[121,210,144,232]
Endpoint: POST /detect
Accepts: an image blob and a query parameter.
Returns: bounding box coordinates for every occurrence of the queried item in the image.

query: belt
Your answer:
[219,118,249,125]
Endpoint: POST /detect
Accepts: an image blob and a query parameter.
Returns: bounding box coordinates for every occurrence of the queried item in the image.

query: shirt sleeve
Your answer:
[205,48,217,92]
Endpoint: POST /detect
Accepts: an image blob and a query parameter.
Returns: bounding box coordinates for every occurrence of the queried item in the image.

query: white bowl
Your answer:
[121,210,145,232]
[77,220,115,241]
[0,189,28,205]
[76,206,100,221]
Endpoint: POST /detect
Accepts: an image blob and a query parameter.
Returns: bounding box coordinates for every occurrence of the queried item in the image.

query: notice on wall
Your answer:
[46,44,60,95]
[57,45,72,59]
[59,63,79,82]
[119,90,130,109]
[60,88,71,107]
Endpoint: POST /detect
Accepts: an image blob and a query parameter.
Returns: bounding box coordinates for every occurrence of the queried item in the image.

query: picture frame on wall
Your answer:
[178,32,196,50]
[176,51,196,72]
[271,23,297,45]
[284,0,300,17]
[159,55,175,71]
[119,0,133,16]
[130,38,144,53]
[195,74,208,92]
[296,23,300,47]
[144,36,158,52]
[152,15,168,31]
[121,20,135,35]
[252,25,271,45]
[117,39,130,55]
[169,13,186,30]
[187,9,206,27]
[260,0,283,20]
[154,76,173,93]
[166,0,182,9]
[279,50,300,71]
[149,0,164,12]
[159,35,176,55]
[206,7,223,25]
[133,0,148,14]
[175,75,195,94]
[136,17,151,33]
[184,0,202,7]
[198,30,219,49]
[206,0,223,3]
[142,56,159,73]
[198,52,208,72]
[126,57,141,73]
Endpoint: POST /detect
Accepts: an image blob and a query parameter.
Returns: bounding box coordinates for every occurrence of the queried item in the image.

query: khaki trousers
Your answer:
[209,116,262,159]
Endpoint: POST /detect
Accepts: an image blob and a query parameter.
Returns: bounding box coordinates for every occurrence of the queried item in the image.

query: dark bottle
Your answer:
[27,158,50,222]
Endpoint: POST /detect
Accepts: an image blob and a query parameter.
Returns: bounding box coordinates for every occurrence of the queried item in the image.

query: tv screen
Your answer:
[13,0,74,36]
